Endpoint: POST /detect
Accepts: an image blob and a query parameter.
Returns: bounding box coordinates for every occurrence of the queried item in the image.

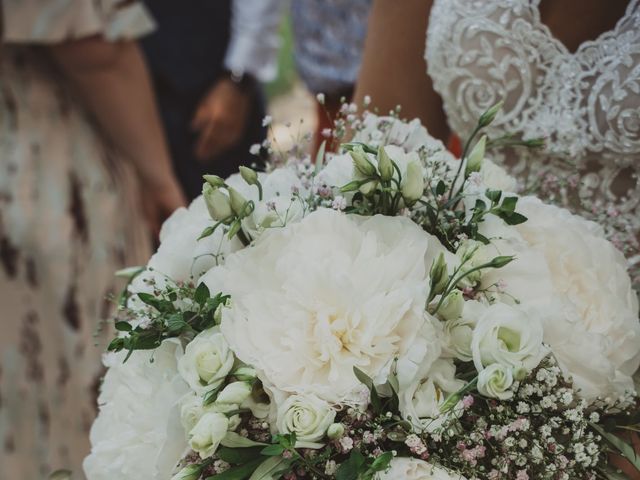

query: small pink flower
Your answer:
[462,395,475,409]
[516,470,529,480]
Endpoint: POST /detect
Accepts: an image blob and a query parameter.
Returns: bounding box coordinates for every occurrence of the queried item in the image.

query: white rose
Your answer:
[180,394,205,433]
[443,300,486,362]
[399,359,465,432]
[204,209,446,403]
[376,457,466,480]
[178,328,235,395]
[188,412,229,459]
[477,363,515,400]
[471,303,545,373]
[276,394,336,447]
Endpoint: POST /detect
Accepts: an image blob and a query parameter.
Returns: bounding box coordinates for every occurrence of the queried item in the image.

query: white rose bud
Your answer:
[429,252,449,296]
[327,422,345,439]
[203,174,226,188]
[350,147,377,177]
[277,394,336,446]
[215,381,252,405]
[477,363,514,400]
[465,135,486,176]
[233,366,257,381]
[439,290,464,321]
[188,412,229,459]
[227,187,250,217]
[171,464,203,480]
[401,160,424,205]
[377,146,394,181]
[178,328,235,395]
[203,183,233,222]
[239,166,259,186]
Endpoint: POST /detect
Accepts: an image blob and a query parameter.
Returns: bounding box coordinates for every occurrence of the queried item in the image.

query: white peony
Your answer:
[178,327,235,395]
[479,158,517,192]
[471,303,546,373]
[376,457,466,480]
[515,197,640,400]
[276,394,336,447]
[479,197,640,400]
[83,340,190,480]
[398,359,465,432]
[203,208,445,404]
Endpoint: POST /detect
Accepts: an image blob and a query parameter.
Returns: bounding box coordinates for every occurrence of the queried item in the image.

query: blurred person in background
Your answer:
[0,0,184,478]
[291,0,372,154]
[141,0,284,201]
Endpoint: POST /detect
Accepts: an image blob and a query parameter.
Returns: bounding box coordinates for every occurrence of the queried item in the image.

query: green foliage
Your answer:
[107,280,229,360]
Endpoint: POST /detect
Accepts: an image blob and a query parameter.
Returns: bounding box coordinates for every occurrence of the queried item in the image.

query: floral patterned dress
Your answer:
[0,1,153,478]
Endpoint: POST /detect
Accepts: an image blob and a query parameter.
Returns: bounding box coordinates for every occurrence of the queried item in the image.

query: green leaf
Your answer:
[203,385,223,406]
[221,432,268,448]
[435,180,446,196]
[591,423,640,472]
[473,199,487,212]
[48,469,72,480]
[194,283,211,306]
[353,367,374,391]
[206,458,265,480]
[137,292,160,309]
[500,212,528,225]
[336,450,366,480]
[114,321,132,332]
[217,447,264,465]
[500,196,517,212]
[166,314,188,333]
[485,189,502,203]
[260,444,285,456]
[249,456,291,480]
[368,451,393,473]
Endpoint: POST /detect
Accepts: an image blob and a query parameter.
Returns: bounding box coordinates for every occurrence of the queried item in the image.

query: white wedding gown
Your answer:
[425,0,640,284]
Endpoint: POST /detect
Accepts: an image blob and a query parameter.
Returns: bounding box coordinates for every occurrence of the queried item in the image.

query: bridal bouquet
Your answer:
[83,104,640,480]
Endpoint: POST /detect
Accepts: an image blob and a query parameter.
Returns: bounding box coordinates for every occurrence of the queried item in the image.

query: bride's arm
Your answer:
[354,0,449,142]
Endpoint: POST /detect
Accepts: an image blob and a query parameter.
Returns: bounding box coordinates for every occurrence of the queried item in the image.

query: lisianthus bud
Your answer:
[377,146,394,181]
[465,135,486,176]
[401,161,424,205]
[359,179,378,196]
[239,166,259,186]
[477,363,514,400]
[489,255,515,269]
[49,470,72,480]
[203,183,233,222]
[439,289,464,321]
[478,100,503,127]
[216,381,252,405]
[171,464,203,480]
[327,422,345,439]
[228,187,249,217]
[429,252,449,296]
[203,174,226,188]
[350,147,377,177]
[233,366,257,381]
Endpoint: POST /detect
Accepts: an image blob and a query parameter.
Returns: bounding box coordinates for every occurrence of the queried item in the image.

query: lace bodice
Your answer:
[426,0,640,283]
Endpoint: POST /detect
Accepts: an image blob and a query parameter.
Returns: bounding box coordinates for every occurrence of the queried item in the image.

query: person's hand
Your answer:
[142,178,187,239]
[191,77,252,162]
[610,431,640,480]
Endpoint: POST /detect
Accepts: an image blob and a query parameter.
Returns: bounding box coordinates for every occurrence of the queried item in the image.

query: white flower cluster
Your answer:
[84,112,639,480]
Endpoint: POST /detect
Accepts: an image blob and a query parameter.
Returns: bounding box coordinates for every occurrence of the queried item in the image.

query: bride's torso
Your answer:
[426,0,640,281]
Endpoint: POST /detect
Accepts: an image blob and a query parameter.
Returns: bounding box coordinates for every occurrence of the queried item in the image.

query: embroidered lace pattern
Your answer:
[425,0,640,283]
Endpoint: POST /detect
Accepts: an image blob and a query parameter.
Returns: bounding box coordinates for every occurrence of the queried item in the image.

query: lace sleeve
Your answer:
[1,0,155,43]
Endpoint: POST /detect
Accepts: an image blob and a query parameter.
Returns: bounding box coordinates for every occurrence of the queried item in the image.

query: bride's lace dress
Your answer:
[426,0,640,284]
